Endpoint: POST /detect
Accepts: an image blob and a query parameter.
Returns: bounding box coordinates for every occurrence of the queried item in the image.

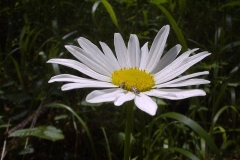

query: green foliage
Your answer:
[9,126,64,142]
[160,112,222,159]
[45,103,98,159]
[168,147,200,160]
[1,0,240,159]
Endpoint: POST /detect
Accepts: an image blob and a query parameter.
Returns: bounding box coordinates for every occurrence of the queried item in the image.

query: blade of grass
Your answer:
[210,106,238,136]
[44,103,98,160]
[168,147,200,160]
[101,127,112,160]
[10,56,23,88]
[212,106,237,129]
[153,4,188,51]
[101,0,119,29]
[160,112,222,160]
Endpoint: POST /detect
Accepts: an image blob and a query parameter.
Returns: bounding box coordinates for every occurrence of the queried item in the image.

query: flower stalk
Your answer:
[124,102,134,160]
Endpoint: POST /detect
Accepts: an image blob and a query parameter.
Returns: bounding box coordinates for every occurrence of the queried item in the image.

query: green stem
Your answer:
[124,102,134,160]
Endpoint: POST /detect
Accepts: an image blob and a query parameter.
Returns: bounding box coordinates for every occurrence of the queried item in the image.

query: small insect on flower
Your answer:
[131,86,140,95]
[120,82,125,89]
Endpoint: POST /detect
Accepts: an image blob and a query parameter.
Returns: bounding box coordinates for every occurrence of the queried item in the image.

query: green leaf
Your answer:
[0,124,11,128]
[9,126,64,142]
[54,114,68,120]
[168,147,200,160]
[42,126,64,141]
[160,112,222,160]
[19,145,34,155]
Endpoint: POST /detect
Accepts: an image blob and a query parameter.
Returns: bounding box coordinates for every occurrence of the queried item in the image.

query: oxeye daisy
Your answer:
[47,25,210,116]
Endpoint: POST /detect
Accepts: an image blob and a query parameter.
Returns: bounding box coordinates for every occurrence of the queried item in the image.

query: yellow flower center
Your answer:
[111,67,155,92]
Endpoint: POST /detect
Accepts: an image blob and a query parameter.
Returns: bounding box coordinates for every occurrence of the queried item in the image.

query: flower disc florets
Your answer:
[111,67,155,92]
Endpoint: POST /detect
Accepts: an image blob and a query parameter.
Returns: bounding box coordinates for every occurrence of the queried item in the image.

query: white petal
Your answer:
[47,59,111,82]
[186,51,211,63]
[154,48,199,81]
[139,42,149,70]
[127,34,141,68]
[155,79,210,88]
[86,88,124,103]
[100,42,121,70]
[145,89,206,100]
[49,74,103,83]
[155,71,209,86]
[77,37,113,68]
[65,45,111,76]
[77,37,105,59]
[155,51,210,84]
[134,93,158,116]
[151,44,182,73]
[160,52,210,83]
[114,92,135,106]
[114,33,128,68]
[146,25,170,72]
[61,82,116,91]
[49,74,117,91]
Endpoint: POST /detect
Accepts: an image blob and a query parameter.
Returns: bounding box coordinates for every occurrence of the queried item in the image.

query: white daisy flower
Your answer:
[47,25,210,116]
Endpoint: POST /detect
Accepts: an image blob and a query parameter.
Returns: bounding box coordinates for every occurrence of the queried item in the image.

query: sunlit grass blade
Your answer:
[101,0,119,29]
[153,4,188,51]
[211,106,238,131]
[101,127,112,160]
[44,103,98,160]
[213,126,226,142]
[168,147,200,160]
[10,56,23,88]
[160,112,222,160]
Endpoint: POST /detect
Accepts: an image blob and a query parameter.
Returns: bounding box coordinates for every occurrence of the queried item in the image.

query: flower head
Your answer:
[47,25,210,116]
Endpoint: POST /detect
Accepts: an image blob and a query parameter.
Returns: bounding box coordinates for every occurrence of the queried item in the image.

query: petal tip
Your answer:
[65,45,71,49]
[48,79,53,83]
[148,110,157,116]
[165,24,170,30]
[176,44,182,48]
[46,59,54,63]
[114,33,121,37]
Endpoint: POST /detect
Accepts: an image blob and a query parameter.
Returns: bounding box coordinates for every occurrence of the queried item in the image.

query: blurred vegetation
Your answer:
[1,0,240,159]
